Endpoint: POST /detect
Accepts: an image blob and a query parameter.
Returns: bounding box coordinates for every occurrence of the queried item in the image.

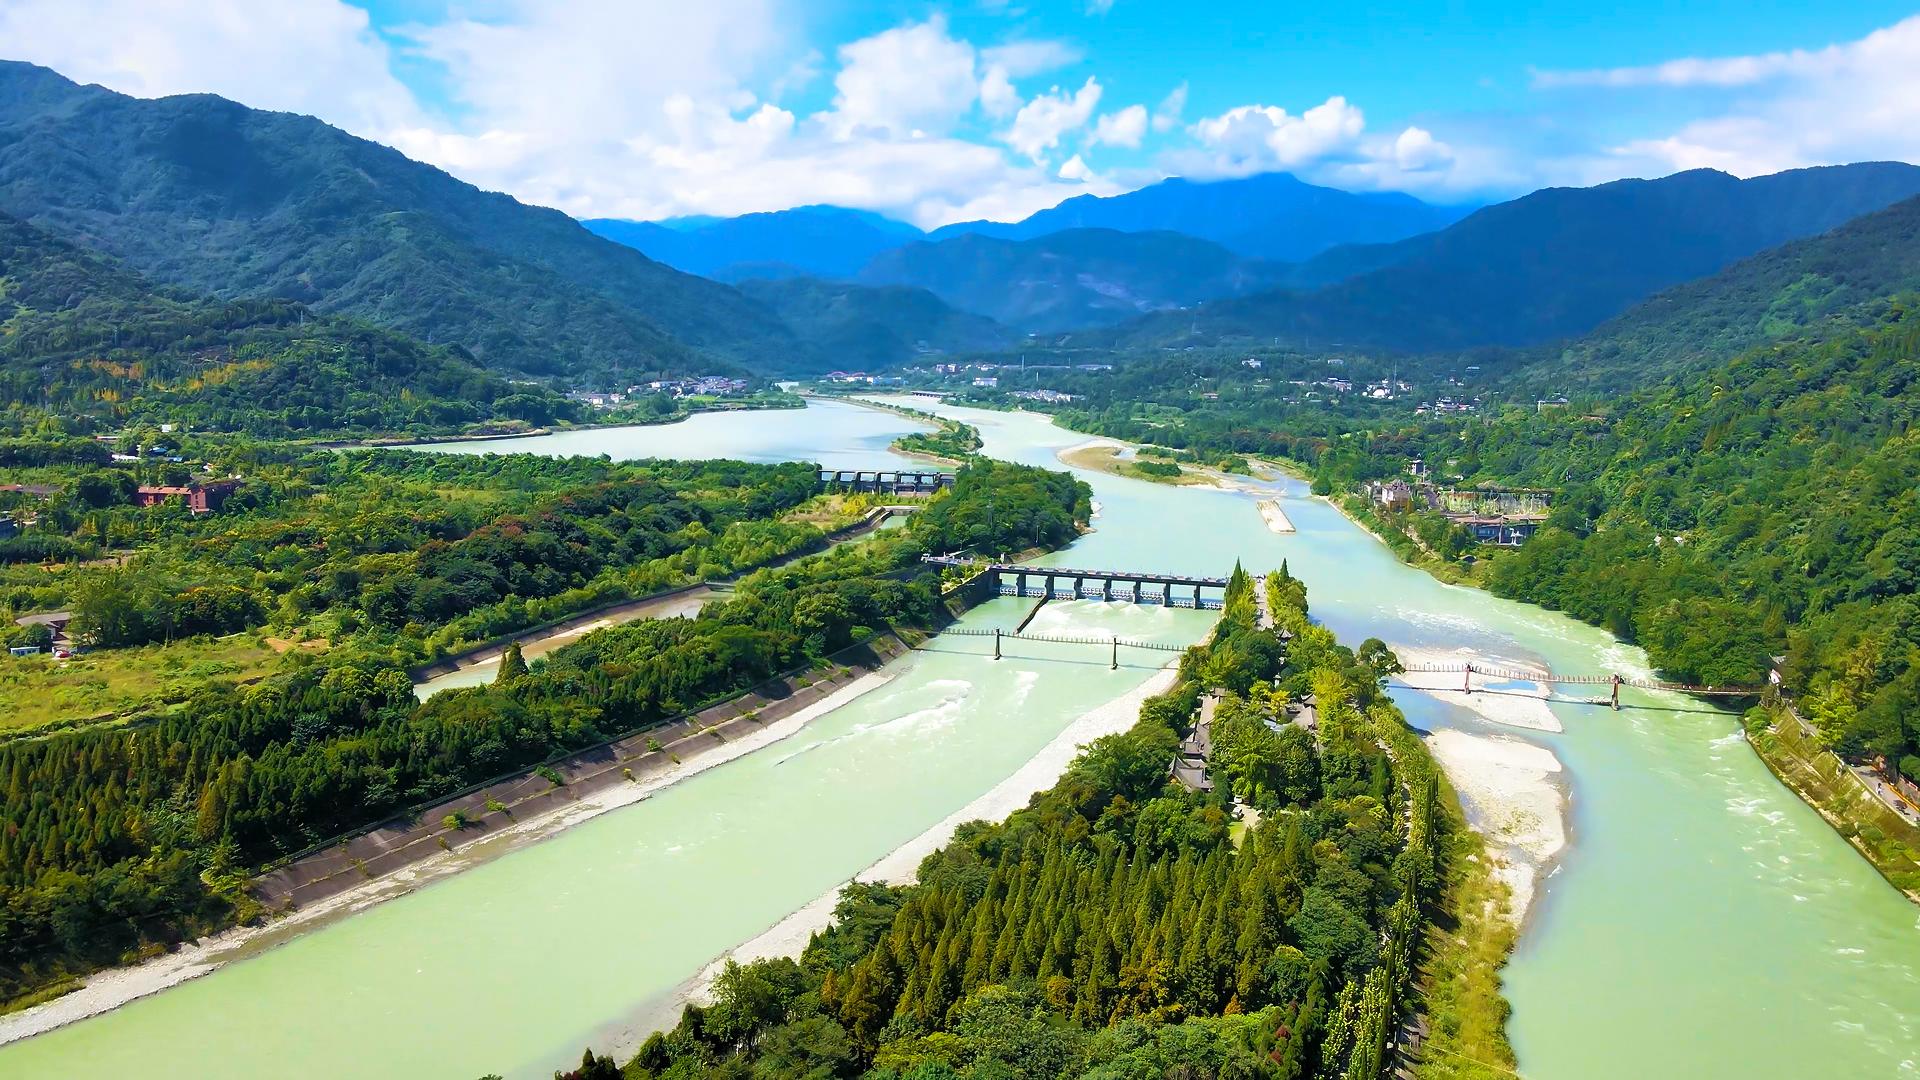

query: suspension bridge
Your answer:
[1401,660,1765,709]
[941,627,1188,668]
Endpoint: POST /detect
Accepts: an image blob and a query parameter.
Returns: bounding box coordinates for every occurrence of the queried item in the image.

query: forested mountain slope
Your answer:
[586,206,924,281]
[0,62,797,380]
[931,171,1466,260]
[1423,303,1920,774]
[1115,163,1920,354]
[1527,194,1920,389]
[861,228,1284,333]
[0,211,567,435]
[735,278,1011,368]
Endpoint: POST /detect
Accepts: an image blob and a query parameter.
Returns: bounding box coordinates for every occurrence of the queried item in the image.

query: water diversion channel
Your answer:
[2,399,1915,1078]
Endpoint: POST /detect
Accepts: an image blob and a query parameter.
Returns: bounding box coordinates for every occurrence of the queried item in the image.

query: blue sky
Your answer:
[4,1,1919,226]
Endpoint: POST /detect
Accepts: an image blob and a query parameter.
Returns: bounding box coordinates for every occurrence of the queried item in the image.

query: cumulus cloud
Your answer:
[1540,14,1920,181]
[1188,97,1367,172]
[1001,78,1103,162]
[1151,83,1187,133]
[0,0,423,134]
[1392,127,1454,171]
[1057,154,1095,181]
[825,15,978,138]
[1093,104,1147,149]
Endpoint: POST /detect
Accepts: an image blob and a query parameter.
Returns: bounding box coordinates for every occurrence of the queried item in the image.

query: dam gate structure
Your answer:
[922,555,1230,610]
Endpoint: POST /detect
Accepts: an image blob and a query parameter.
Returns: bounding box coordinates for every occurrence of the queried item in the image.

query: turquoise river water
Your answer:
[1,398,1914,1078]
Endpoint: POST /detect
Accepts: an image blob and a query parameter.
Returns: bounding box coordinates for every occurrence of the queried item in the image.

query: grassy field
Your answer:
[0,634,285,735]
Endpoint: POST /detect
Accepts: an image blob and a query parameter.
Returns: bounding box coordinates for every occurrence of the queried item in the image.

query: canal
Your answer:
[2,399,1914,1078]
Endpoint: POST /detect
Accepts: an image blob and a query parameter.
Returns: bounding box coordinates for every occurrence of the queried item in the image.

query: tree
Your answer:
[496,641,529,683]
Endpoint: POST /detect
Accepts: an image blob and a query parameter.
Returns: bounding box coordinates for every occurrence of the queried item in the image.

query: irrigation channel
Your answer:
[1,397,1915,1078]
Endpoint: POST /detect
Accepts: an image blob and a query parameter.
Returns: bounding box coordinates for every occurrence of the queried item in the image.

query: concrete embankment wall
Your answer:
[255,633,918,911]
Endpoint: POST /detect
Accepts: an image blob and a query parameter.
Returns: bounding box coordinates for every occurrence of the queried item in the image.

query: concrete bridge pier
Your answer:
[1045,574,1057,598]
[1132,581,1142,603]
[1193,584,1202,606]
[1102,579,1113,602]
[1161,586,1173,608]
[1016,572,1027,596]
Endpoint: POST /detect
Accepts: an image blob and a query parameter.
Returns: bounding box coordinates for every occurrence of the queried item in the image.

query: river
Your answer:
[2,400,1915,1078]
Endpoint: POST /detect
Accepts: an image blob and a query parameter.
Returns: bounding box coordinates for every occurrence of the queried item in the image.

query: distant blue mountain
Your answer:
[929,172,1472,261]
[584,205,924,281]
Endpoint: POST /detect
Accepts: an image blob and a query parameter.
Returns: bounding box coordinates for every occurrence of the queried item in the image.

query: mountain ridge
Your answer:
[0,60,797,379]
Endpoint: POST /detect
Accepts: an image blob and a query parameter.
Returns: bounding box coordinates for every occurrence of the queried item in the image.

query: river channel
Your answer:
[1,399,1914,1078]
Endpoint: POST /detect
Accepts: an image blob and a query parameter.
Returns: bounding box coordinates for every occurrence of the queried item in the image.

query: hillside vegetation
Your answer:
[0,211,570,436]
[0,62,797,380]
[1118,164,1920,355]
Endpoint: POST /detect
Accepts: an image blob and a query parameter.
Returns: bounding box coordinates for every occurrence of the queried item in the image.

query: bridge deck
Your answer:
[922,554,1227,588]
[1402,661,1761,696]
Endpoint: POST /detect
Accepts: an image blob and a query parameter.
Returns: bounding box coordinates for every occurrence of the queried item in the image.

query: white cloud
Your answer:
[1002,78,1103,162]
[1057,154,1095,181]
[825,16,978,138]
[1086,0,1117,14]
[1151,83,1187,133]
[1392,127,1454,172]
[1540,15,1920,181]
[978,39,1081,119]
[1188,97,1367,172]
[0,0,422,133]
[1093,104,1147,149]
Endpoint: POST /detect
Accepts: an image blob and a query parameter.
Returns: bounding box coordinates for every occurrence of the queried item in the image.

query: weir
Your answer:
[818,468,954,494]
[923,555,1229,610]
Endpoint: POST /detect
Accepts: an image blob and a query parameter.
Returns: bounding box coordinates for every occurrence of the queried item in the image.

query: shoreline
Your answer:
[0,668,898,1048]
[641,661,1185,1047]
[1387,642,1568,924]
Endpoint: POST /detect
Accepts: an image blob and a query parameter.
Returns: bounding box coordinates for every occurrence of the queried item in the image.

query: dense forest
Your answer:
[558,567,1508,1080]
[0,61,794,380]
[0,211,577,437]
[0,455,1090,1006]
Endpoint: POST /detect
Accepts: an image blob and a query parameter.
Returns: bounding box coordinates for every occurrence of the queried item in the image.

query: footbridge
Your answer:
[942,627,1187,668]
[1401,659,1765,710]
[923,555,1229,610]
[819,468,954,494]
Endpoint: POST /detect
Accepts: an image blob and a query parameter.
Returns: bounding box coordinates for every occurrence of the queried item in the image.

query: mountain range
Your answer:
[0,61,803,379]
[1113,162,1920,354]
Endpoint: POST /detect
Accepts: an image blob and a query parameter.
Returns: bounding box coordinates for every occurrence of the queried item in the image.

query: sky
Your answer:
[2,1,1918,228]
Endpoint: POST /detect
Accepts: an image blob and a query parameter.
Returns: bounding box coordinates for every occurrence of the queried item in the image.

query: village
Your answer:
[1363,458,1551,547]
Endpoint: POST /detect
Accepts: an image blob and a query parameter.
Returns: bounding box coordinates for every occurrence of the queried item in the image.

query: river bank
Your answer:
[668,662,1185,1030]
[0,655,901,1048]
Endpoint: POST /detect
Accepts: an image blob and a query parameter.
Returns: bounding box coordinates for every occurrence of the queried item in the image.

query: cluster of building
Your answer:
[1009,389,1075,403]
[818,372,905,386]
[570,376,754,407]
[1364,466,1550,547]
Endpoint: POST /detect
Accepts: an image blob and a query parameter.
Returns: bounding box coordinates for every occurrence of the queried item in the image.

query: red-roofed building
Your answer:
[134,479,242,513]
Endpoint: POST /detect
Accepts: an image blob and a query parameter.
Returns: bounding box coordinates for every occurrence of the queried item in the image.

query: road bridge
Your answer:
[923,555,1229,609]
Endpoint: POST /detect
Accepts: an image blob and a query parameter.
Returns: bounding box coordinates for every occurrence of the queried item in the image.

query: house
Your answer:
[1368,479,1415,511]
[134,478,242,514]
[0,514,15,539]
[972,376,999,388]
[1242,358,1263,369]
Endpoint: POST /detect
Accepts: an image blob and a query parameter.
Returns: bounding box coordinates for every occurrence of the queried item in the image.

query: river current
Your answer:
[2,398,1914,1078]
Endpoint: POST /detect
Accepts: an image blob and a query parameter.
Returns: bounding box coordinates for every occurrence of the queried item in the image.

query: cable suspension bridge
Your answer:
[1400,660,1764,709]
[941,627,1188,668]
